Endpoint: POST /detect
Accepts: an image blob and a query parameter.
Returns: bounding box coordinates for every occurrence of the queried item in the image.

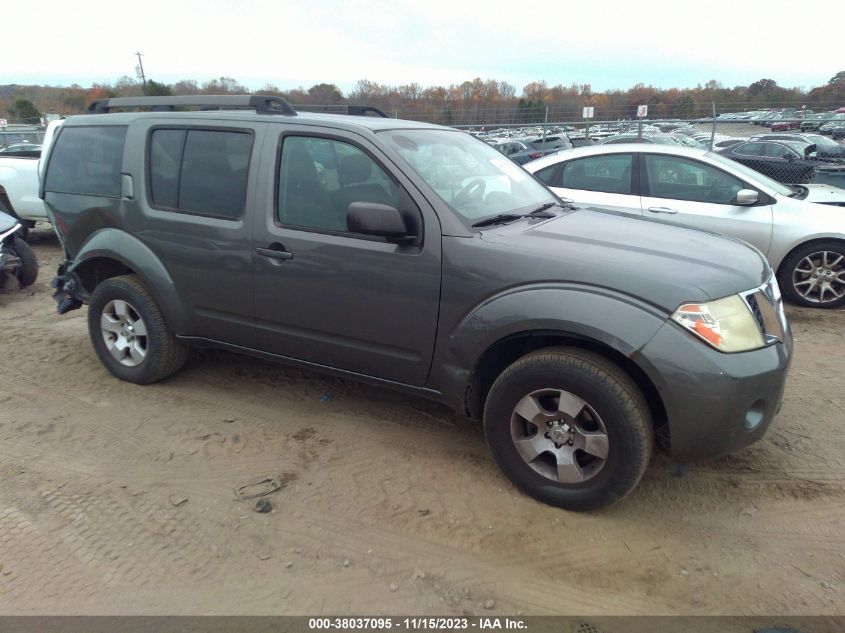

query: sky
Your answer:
[4,0,841,94]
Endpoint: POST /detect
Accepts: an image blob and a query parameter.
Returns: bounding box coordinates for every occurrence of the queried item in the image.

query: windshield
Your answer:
[0,131,45,148]
[807,134,838,148]
[706,151,793,196]
[379,129,554,221]
[672,135,703,147]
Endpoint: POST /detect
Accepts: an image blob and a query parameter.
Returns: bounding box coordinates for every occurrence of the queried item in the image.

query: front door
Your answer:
[639,153,774,255]
[251,127,441,386]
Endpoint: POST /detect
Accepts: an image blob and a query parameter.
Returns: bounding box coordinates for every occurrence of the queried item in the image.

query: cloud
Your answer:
[3,0,838,92]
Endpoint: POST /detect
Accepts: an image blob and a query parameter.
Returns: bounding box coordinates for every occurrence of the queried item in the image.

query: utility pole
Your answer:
[135,52,147,90]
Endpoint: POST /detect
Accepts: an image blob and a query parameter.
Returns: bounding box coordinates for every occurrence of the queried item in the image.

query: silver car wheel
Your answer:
[100,299,148,367]
[792,250,845,304]
[510,388,609,484]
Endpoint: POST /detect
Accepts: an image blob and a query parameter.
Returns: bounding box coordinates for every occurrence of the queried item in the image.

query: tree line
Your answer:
[3,72,843,126]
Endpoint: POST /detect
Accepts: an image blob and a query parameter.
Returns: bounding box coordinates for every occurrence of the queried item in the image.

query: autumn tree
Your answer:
[172,79,200,95]
[201,77,248,94]
[307,83,344,104]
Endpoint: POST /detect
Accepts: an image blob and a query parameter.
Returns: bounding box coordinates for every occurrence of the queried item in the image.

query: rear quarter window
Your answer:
[44,126,127,198]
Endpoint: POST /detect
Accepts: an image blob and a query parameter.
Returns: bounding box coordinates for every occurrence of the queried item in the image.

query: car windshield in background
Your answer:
[380,129,554,222]
[705,151,794,196]
[807,135,839,148]
[0,131,45,148]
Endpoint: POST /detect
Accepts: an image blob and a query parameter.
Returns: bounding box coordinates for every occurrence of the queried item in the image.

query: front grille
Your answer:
[742,276,786,344]
[746,293,766,332]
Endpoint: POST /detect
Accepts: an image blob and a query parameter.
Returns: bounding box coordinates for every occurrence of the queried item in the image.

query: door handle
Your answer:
[256,246,294,261]
[647,206,678,215]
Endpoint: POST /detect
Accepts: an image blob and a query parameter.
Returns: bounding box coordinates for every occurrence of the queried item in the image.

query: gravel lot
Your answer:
[1,227,843,616]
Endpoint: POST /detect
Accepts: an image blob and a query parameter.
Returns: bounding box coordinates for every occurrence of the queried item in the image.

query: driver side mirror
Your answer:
[734,189,759,206]
[347,202,414,243]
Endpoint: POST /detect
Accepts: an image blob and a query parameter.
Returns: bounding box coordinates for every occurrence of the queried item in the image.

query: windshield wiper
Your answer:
[470,213,525,228]
[526,201,572,217]
[471,202,570,228]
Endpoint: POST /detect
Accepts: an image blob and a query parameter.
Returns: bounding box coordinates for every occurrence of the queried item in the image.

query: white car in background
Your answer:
[525,144,845,308]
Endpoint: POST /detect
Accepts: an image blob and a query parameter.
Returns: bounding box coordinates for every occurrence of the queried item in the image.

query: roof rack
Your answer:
[86,95,297,116]
[293,104,390,118]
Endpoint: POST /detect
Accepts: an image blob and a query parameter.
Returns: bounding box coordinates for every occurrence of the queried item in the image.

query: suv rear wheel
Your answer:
[484,347,652,511]
[88,274,188,383]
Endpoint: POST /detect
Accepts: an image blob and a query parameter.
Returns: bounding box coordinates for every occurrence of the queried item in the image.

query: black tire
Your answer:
[483,347,652,511]
[87,274,188,384]
[11,237,38,287]
[778,240,845,308]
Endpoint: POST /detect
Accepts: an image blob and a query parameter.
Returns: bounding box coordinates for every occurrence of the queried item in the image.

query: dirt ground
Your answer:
[0,226,843,616]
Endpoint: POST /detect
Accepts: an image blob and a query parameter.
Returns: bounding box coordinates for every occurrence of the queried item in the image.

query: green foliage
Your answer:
[14,99,41,121]
[144,80,172,96]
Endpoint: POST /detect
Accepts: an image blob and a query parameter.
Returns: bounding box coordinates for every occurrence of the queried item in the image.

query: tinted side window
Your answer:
[534,164,560,186]
[278,136,400,233]
[149,129,185,209]
[148,129,253,219]
[45,126,126,197]
[762,143,798,158]
[734,142,764,157]
[179,130,252,219]
[561,154,633,194]
[644,155,744,204]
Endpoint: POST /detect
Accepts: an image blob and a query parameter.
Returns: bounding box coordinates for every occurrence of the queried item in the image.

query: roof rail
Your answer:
[85,95,297,116]
[294,104,390,118]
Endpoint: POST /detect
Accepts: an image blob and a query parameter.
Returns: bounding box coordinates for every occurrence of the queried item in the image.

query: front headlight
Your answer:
[671,294,765,353]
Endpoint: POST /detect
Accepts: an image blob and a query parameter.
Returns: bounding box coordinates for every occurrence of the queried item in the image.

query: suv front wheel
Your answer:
[88,274,188,384]
[484,348,653,511]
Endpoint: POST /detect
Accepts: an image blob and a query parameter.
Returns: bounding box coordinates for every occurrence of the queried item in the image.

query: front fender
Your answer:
[69,228,190,332]
[429,284,670,409]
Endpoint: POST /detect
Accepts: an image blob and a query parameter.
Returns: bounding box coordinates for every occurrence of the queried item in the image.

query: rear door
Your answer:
[125,119,265,348]
[251,125,442,386]
[639,153,774,255]
[533,153,642,215]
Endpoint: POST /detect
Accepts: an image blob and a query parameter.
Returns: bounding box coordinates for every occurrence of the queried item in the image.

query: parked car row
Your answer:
[489,135,574,164]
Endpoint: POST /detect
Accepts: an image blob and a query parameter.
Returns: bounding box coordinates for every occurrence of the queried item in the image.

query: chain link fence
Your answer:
[445,113,845,188]
[2,102,844,186]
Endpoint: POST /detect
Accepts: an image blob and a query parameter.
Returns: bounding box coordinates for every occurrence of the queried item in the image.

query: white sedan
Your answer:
[525,144,845,308]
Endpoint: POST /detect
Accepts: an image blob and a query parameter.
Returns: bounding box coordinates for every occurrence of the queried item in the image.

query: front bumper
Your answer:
[633,320,793,462]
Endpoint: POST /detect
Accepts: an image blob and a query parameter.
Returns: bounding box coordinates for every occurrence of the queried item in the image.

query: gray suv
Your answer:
[41,96,792,511]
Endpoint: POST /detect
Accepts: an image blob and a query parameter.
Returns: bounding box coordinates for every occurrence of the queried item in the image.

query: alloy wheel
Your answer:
[792,250,845,304]
[100,299,148,367]
[510,388,609,484]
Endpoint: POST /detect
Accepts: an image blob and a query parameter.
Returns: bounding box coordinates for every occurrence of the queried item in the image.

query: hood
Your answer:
[481,208,769,312]
[802,184,845,205]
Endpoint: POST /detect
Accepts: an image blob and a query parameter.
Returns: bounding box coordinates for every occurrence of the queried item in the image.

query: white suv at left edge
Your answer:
[524,144,845,308]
